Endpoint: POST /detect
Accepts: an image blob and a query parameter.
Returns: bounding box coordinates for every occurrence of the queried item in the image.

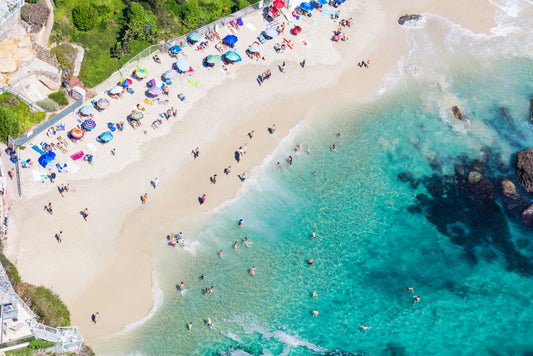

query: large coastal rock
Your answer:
[8,58,61,101]
[501,178,528,216]
[398,14,421,25]
[516,148,533,193]
[521,205,533,227]
[452,106,465,121]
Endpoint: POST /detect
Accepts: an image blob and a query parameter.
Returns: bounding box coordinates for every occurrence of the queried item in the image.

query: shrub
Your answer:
[0,108,21,142]
[0,253,21,286]
[36,98,59,112]
[16,283,71,327]
[20,2,50,33]
[25,0,38,3]
[48,91,68,106]
[28,339,56,349]
[71,4,98,31]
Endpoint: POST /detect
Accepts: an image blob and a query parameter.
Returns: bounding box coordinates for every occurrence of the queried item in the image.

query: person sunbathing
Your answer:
[136,104,146,111]
[153,54,161,64]
[163,86,170,95]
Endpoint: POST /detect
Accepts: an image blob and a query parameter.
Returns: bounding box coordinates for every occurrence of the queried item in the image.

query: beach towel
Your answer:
[246,23,256,31]
[64,162,80,173]
[144,98,154,105]
[32,170,48,182]
[321,8,333,16]
[188,80,198,86]
[71,151,84,161]
[32,145,45,154]
[237,17,244,26]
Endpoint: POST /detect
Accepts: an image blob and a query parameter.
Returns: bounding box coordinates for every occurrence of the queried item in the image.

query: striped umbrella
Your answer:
[248,44,261,53]
[206,55,221,65]
[224,51,241,62]
[163,70,178,79]
[135,67,148,78]
[97,98,110,109]
[83,119,96,130]
[120,78,133,87]
[148,78,164,88]
[109,85,123,95]
[148,87,162,96]
[264,28,278,39]
[79,105,94,116]
[174,58,190,73]
[70,128,84,139]
[189,32,202,42]
[130,111,144,120]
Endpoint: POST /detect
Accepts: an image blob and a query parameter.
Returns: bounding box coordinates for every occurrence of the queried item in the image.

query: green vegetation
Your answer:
[50,0,255,87]
[0,253,21,286]
[51,43,78,81]
[0,93,46,142]
[71,4,98,31]
[16,284,71,327]
[48,91,69,106]
[36,98,60,112]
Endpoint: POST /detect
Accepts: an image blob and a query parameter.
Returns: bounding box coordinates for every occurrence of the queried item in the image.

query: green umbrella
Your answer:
[224,51,241,62]
[135,67,147,78]
[206,55,221,64]
[189,33,202,42]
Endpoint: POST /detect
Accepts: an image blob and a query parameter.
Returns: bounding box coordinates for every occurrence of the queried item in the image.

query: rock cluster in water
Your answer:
[398,14,421,25]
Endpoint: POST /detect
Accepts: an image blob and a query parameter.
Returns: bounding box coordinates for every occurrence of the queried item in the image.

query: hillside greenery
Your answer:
[50,0,255,87]
[0,93,46,142]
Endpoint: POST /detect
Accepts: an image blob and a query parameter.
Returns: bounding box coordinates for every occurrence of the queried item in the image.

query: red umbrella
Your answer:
[273,0,285,8]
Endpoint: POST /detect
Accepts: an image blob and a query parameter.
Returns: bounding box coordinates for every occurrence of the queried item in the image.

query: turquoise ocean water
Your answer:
[97,2,533,355]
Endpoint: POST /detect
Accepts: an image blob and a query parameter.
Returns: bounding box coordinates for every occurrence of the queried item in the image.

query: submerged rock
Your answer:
[516,148,533,193]
[501,178,528,216]
[521,205,533,228]
[452,106,465,121]
[398,14,421,25]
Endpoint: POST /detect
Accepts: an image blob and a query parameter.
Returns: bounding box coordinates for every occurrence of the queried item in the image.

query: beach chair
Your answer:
[237,17,243,26]
[258,34,267,44]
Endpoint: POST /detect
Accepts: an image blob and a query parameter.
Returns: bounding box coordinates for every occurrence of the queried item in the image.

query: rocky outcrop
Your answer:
[398,14,421,25]
[501,178,528,215]
[452,106,465,121]
[516,148,533,193]
[20,2,50,33]
[521,205,533,228]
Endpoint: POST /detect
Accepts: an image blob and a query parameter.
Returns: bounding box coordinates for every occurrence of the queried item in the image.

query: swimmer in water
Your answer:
[413,295,420,304]
[359,325,371,331]
[312,291,318,298]
[233,241,238,250]
[308,257,314,265]
[276,162,281,169]
[332,144,336,151]
[179,282,185,291]
[200,274,204,280]
[188,322,193,330]
[311,231,316,239]
[249,266,256,276]
[207,318,212,327]
[238,219,243,227]
[405,286,414,293]
[218,249,223,258]
[243,236,249,246]
[337,132,342,138]
[210,286,214,293]
[312,309,318,317]
[312,171,317,176]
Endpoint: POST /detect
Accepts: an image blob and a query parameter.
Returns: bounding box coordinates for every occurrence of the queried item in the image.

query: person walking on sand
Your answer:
[91,312,99,324]
[152,178,159,189]
[142,193,148,205]
[82,208,89,221]
[224,166,231,175]
[47,202,53,215]
[55,231,63,244]
[200,194,206,205]
[211,174,217,184]
[300,59,306,68]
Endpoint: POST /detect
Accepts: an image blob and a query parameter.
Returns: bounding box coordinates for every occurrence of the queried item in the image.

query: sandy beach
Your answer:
[2,0,497,345]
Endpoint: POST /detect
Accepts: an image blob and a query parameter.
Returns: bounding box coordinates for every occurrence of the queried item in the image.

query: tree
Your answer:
[126,2,158,41]
[71,4,98,31]
[0,108,20,142]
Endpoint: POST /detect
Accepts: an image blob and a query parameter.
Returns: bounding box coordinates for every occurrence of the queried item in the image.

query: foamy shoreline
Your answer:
[3,0,496,346]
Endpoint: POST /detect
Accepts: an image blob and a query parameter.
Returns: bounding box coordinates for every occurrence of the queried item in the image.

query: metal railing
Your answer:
[0,86,45,112]
[13,97,83,146]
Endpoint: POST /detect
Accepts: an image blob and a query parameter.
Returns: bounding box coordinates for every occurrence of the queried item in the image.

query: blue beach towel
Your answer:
[32,145,45,154]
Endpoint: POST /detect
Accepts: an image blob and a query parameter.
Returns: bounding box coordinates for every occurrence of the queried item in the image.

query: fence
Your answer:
[0,86,45,112]
[13,97,83,146]
[0,0,23,29]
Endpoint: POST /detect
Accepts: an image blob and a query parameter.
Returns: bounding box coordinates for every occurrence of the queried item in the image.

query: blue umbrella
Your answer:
[170,45,182,54]
[264,28,278,39]
[224,35,238,45]
[189,33,202,42]
[224,51,241,62]
[38,152,56,169]
[300,2,314,11]
[98,131,114,143]
[79,105,94,116]
[109,85,123,95]
[174,58,190,72]
[248,44,261,53]
[316,0,328,4]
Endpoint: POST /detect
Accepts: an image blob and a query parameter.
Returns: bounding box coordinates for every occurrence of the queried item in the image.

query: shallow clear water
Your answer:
[96,3,533,356]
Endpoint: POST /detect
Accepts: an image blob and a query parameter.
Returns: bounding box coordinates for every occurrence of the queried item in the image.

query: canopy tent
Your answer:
[248,44,261,53]
[224,35,238,46]
[163,70,178,79]
[273,0,285,8]
[224,51,242,62]
[148,78,164,88]
[264,28,278,39]
[38,152,56,169]
[79,105,94,116]
[315,0,328,4]
[98,131,114,143]
[206,54,222,65]
[70,128,84,139]
[174,58,190,73]
[135,67,148,78]
[96,98,110,109]
[120,78,133,87]
[82,119,96,130]
[299,2,314,11]
[169,45,182,54]
[109,85,123,95]
[189,32,202,42]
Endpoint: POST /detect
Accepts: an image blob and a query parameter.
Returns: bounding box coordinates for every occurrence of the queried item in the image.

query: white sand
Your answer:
[3,0,496,343]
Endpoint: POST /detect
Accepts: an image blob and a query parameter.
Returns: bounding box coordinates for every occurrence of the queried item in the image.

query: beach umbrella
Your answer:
[120,78,132,87]
[96,98,110,109]
[109,85,123,95]
[148,78,164,88]
[189,32,202,42]
[206,54,221,65]
[224,35,238,45]
[248,44,260,53]
[38,152,56,169]
[264,28,278,39]
[98,131,114,143]
[316,0,328,4]
[300,2,314,11]
[70,128,84,139]
[224,51,241,62]
[130,111,144,120]
[169,45,182,54]
[79,105,94,116]
[273,0,285,8]
[148,87,162,96]
[135,67,148,78]
[163,70,178,79]
[83,119,96,130]
[174,58,190,73]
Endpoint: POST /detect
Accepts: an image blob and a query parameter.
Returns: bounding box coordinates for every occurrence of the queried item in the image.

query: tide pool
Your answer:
[96,3,533,355]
